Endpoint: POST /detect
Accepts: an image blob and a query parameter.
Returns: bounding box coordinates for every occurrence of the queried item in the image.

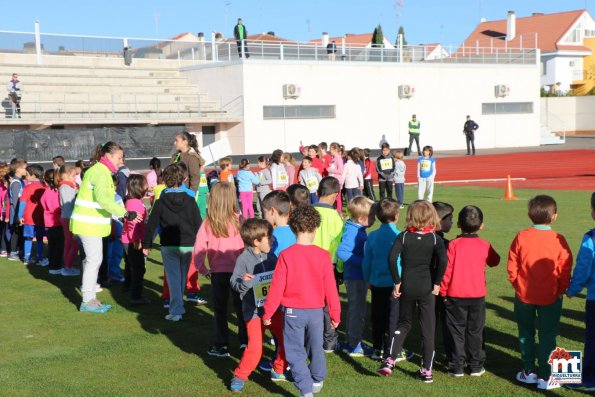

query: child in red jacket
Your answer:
[439,205,500,377]
[19,164,47,266]
[507,195,573,390]
[263,205,341,396]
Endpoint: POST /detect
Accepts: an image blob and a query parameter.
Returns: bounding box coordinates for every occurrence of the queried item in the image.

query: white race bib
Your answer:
[420,160,431,172]
[380,159,392,170]
[253,271,274,307]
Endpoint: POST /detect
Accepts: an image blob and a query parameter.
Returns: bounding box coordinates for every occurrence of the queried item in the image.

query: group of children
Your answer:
[2,140,594,394]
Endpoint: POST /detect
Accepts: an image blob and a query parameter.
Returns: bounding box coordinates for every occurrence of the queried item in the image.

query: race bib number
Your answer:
[380,159,392,170]
[279,172,288,183]
[253,271,274,307]
[420,160,431,172]
[305,177,318,190]
[199,176,208,187]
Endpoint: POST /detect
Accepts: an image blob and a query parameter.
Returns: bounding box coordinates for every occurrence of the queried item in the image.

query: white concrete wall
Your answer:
[544,56,584,91]
[541,96,595,132]
[186,60,540,155]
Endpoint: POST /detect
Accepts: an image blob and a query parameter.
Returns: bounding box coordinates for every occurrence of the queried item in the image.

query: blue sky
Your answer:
[4,0,594,46]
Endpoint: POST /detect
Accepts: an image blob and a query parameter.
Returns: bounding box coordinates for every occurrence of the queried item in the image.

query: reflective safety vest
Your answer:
[409,120,420,134]
[70,162,126,237]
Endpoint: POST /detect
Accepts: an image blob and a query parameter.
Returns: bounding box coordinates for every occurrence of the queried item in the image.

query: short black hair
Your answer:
[433,201,454,220]
[458,205,483,233]
[240,218,273,246]
[317,176,340,197]
[287,184,309,207]
[261,190,291,216]
[381,143,390,150]
[376,198,400,223]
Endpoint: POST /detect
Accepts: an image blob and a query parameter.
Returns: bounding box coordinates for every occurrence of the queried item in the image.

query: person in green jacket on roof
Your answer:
[234,18,250,58]
[71,142,143,313]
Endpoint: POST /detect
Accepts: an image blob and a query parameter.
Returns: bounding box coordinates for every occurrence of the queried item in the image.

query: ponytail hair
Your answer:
[55,164,76,186]
[176,131,200,153]
[270,149,283,165]
[92,141,123,163]
[44,169,57,190]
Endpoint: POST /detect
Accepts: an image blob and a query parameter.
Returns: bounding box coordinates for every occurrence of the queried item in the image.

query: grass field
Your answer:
[0,185,592,397]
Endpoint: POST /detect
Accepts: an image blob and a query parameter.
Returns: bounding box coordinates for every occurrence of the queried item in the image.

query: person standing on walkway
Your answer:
[407,114,421,156]
[327,41,337,61]
[463,115,479,156]
[234,18,250,58]
[6,73,22,119]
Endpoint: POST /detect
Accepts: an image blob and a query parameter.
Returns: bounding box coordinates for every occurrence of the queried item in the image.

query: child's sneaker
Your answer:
[208,345,230,357]
[377,358,395,376]
[343,342,373,357]
[537,377,561,390]
[186,293,208,305]
[61,267,81,276]
[163,299,170,308]
[95,284,103,293]
[371,349,383,360]
[323,342,340,354]
[25,258,36,266]
[394,349,414,362]
[448,368,464,377]
[515,370,538,384]
[0,250,8,257]
[230,377,245,393]
[417,368,433,383]
[36,258,49,267]
[270,369,288,382]
[8,253,20,261]
[258,360,273,372]
[470,367,485,377]
[80,301,110,313]
[48,269,62,275]
[312,381,323,394]
[164,314,182,322]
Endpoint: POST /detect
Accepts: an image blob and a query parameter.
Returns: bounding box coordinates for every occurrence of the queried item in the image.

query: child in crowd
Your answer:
[19,164,48,266]
[255,156,272,218]
[418,145,436,202]
[376,143,395,200]
[8,158,27,261]
[326,143,344,213]
[219,157,234,183]
[229,219,288,392]
[146,157,161,195]
[74,160,84,186]
[0,163,9,256]
[52,156,65,171]
[308,145,325,176]
[393,150,406,208]
[261,190,296,257]
[363,198,402,360]
[194,182,248,357]
[313,176,344,352]
[40,169,64,275]
[337,196,375,356]
[440,205,500,377]
[237,159,259,219]
[263,205,341,397]
[57,165,80,276]
[122,174,149,305]
[432,201,454,361]
[342,148,364,204]
[566,192,595,391]
[507,195,573,390]
[270,150,289,191]
[379,200,447,383]
[299,156,321,204]
[281,152,296,185]
[363,148,376,201]
[196,160,209,219]
[319,142,332,177]
[143,163,202,321]
[286,184,309,208]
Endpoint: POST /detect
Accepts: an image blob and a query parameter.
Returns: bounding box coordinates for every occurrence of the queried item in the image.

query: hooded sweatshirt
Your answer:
[142,190,202,249]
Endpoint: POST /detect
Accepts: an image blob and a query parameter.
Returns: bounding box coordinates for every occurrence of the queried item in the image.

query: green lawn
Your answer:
[0,186,592,397]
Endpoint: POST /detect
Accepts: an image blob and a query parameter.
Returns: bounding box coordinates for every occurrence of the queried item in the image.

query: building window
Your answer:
[482,102,533,115]
[263,105,336,119]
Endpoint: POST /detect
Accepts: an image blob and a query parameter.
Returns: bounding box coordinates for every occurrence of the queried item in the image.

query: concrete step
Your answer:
[0,65,182,79]
[17,75,188,85]
[22,92,211,103]
[18,102,218,114]
[20,84,200,94]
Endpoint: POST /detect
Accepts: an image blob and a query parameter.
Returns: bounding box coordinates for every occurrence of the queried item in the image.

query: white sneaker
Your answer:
[165,314,182,322]
[516,370,538,384]
[95,284,103,293]
[537,377,561,390]
[312,381,323,394]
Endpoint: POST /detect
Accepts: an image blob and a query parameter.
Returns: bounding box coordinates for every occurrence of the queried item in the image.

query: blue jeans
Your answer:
[23,224,45,261]
[395,183,404,205]
[345,280,367,347]
[283,307,326,395]
[344,188,361,204]
[160,247,192,316]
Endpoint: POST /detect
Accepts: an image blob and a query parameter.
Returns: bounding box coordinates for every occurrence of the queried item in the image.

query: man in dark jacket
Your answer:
[463,115,479,155]
[234,18,250,58]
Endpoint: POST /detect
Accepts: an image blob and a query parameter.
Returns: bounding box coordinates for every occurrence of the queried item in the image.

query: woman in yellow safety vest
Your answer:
[71,142,142,313]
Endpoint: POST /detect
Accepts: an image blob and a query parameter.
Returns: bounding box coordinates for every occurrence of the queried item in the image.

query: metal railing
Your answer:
[0,29,538,65]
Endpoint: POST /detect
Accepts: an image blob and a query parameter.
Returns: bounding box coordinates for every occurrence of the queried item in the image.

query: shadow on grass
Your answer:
[27,263,81,310]
[110,276,293,396]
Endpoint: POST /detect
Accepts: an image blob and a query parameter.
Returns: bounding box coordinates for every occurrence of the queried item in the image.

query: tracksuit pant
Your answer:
[388,293,435,369]
[79,235,103,303]
[344,188,361,205]
[345,280,367,347]
[514,296,562,379]
[370,286,395,351]
[61,218,78,269]
[444,297,485,373]
[378,180,392,199]
[283,307,325,396]
[363,178,376,201]
[239,191,255,219]
[211,272,248,347]
[418,177,434,202]
[395,182,405,206]
[234,311,287,380]
[46,226,64,271]
[160,247,192,316]
[122,243,146,300]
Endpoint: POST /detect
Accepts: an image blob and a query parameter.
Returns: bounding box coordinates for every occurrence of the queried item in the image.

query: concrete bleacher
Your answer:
[0,54,233,124]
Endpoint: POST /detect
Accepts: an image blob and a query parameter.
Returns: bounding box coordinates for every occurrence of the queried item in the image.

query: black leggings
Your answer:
[363,179,376,201]
[123,243,146,299]
[378,180,393,199]
[370,286,395,351]
[46,226,64,270]
[388,293,436,369]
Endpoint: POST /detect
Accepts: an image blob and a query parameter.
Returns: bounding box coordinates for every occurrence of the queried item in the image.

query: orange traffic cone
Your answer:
[504,175,517,200]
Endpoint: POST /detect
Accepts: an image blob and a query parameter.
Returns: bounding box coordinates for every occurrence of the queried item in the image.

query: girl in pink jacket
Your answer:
[40,169,63,275]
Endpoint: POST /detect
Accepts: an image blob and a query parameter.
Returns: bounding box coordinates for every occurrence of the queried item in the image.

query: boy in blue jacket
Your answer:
[566,192,595,391]
[337,196,375,357]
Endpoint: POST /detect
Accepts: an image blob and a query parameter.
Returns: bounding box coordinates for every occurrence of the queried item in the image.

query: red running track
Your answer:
[401,149,595,191]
